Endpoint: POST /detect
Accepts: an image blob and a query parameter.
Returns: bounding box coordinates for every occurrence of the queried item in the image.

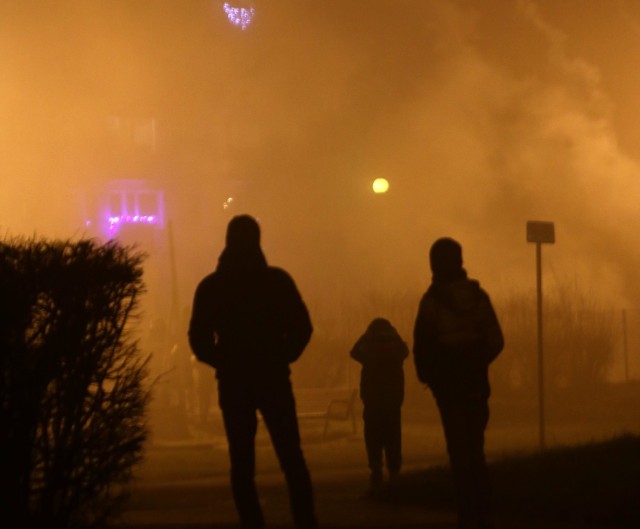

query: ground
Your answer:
[116,383,640,528]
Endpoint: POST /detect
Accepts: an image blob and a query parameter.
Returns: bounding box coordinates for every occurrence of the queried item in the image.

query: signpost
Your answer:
[526,221,555,450]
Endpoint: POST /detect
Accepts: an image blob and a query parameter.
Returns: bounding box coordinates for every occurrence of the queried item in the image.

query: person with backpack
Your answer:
[350,318,408,495]
[413,237,504,529]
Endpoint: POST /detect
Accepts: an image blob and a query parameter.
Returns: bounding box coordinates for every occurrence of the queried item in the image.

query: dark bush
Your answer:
[0,238,149,529]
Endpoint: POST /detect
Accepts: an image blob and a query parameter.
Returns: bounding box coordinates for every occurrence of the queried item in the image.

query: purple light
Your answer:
[108,215,158,236]
[223,2,255,30]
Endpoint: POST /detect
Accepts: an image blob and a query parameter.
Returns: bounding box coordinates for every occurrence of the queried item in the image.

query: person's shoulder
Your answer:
[422,283,442,302]
[468,279,497,308]
[196,271,221,292]
[266,266,304,297]
[468,278,491,297]
[266,266,295,283]
[417,288,438,316]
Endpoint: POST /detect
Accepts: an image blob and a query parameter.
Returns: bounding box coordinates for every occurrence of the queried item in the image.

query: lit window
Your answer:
[106,189,164,237]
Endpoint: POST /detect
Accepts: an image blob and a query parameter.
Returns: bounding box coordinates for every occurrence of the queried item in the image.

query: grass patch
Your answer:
[384,433,640,528]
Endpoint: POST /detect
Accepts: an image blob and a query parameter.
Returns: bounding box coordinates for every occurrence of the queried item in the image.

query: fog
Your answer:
[4,6,640,518]
[2,1,640,325]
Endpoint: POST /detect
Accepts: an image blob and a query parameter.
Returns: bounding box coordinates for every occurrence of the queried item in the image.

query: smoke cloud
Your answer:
[2,0,640,317]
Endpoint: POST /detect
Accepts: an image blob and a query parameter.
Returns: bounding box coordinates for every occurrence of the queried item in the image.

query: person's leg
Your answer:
[437,397,491,529]
[197,365,215,424]
[467,398,491,529]
[259,377,317,529]
[218,380,264,529]
[384,406,402,480]
[363,406,384,487]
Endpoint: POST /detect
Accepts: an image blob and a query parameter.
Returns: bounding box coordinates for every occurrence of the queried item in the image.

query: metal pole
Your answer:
[536,242,545,450]
[167,220,180,330]
[622,309,629,383]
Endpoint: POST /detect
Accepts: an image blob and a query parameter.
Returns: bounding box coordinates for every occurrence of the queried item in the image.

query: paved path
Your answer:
[118,426,455,528]
[119,469,454,529]
[118,455,580,529]
[116,419,593,529]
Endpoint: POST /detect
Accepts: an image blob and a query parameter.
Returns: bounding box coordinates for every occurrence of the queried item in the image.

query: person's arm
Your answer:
[413,293,438,385]
[188,278,219,369]
[398,339,409,362]
[279,271,313,363]
[349,334,369,364]
[480,291,504,364]
[388,324,410,362]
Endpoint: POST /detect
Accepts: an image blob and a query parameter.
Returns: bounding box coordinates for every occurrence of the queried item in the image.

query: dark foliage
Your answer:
[381,433,640,528]
[488,433,640,527]
[0,238,149,529]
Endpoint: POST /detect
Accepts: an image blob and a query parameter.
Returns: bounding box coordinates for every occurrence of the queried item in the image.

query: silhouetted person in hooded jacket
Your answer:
[350,318,408,493]
[413,238,503,529]
[188,215,317,529]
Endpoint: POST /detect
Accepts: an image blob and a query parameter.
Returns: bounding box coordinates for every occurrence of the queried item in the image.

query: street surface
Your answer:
[117,414,590,529]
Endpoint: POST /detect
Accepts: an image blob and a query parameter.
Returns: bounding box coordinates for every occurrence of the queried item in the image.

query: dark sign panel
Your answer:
[527,221,555,244]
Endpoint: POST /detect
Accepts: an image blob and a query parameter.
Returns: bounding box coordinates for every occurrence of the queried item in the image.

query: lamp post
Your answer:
[526,220,555,450]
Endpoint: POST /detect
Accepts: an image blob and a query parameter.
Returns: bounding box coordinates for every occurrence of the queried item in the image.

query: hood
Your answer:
[365,318,401,341]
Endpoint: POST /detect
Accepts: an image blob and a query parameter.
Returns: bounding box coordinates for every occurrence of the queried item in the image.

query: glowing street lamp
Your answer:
[372,178,389,194]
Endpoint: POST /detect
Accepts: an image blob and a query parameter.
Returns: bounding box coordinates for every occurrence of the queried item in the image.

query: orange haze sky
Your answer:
[2,0,640,317]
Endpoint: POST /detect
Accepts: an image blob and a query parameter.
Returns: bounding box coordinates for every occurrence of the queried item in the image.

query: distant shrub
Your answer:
[0,238,149,529]
[295,279,618,401]
[495,281,618,392]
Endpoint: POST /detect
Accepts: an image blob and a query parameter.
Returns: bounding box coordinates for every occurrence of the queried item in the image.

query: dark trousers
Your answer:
[218,373,317,529]
[363,405,402,478]
[436,396,492,529]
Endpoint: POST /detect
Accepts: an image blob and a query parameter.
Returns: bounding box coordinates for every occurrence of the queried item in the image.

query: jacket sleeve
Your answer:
[188,278,219,369]
[279,271,313,363]
[397,337,410,362]
[350,334,369,364]
[480,290,504,364]
[413,293,438,385]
